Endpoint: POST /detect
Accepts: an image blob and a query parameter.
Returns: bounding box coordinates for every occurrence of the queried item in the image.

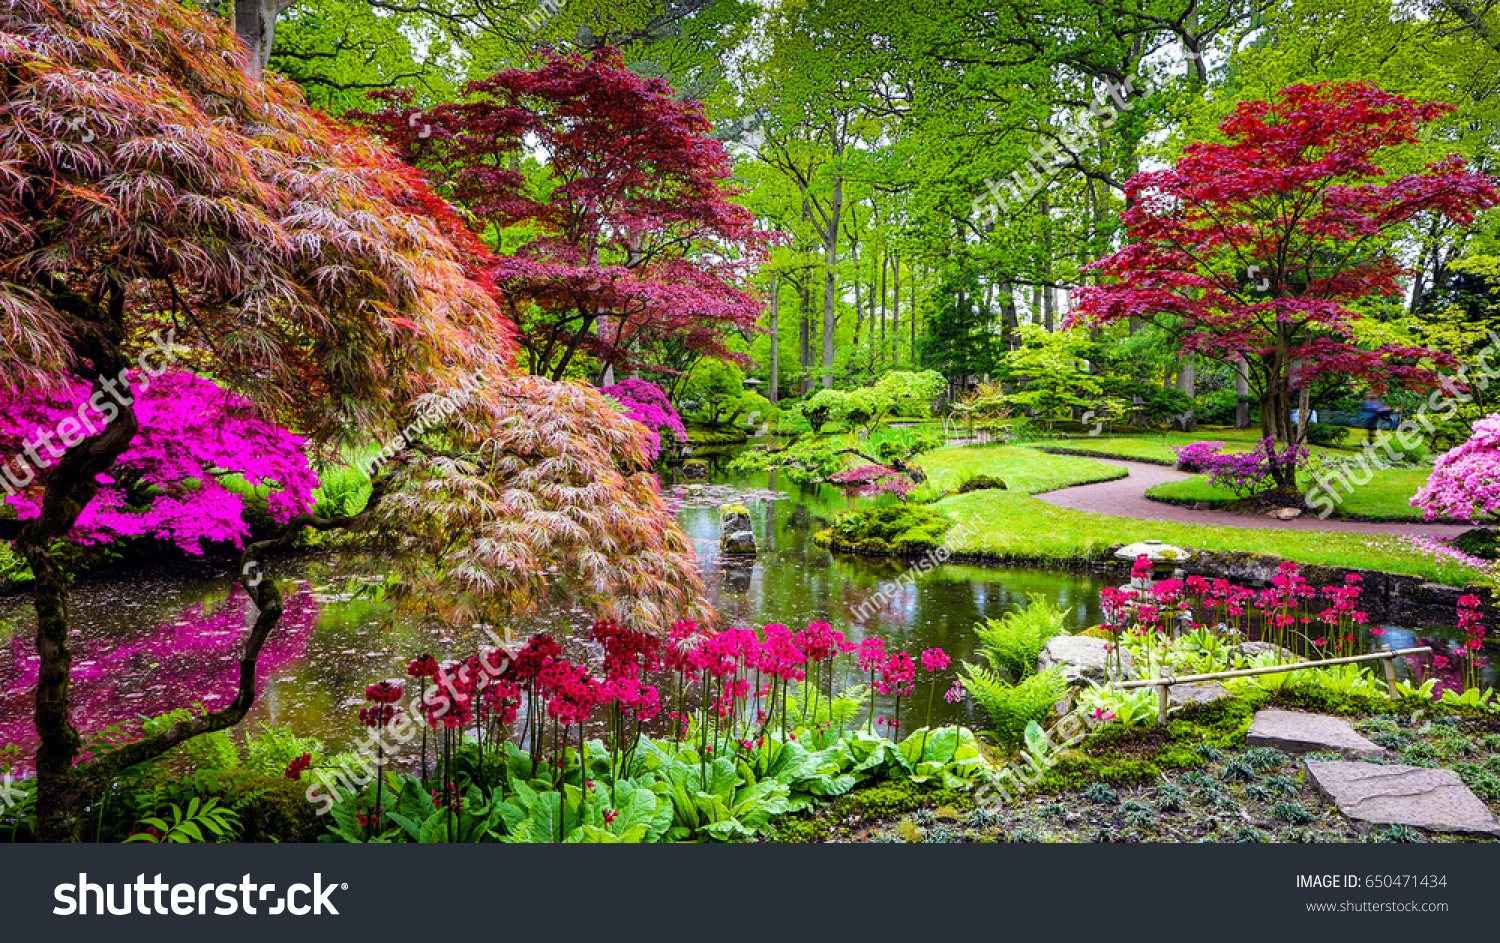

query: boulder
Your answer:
[1238,641,1298,663]
[1166,681,1231,707]
[720,505,756,556]
[1305,760,1500,837]
[682,459,709,480]
[1246,709,1385,760]
[1267,507,1302,521]
[1037,635,1134,685]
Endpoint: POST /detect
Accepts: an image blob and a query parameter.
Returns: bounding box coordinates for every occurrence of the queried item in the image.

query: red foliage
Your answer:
[353,48,772,380]
[1069,83,1499,444]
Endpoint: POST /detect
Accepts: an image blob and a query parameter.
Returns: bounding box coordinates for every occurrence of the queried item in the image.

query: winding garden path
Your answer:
[1034,458,1475,536]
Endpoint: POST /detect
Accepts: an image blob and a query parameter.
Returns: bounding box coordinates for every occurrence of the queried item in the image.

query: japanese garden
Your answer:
[4,0,1500,845]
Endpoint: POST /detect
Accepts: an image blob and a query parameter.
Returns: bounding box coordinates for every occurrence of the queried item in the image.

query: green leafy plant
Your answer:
[1073,683,1162,728]
[124,797,240,843]
[972,593,1069,681]
[961,664,1068,747]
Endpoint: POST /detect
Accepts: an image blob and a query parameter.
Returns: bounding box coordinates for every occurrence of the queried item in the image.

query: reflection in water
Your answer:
[0,449,1495,762]
[0,585,320,773]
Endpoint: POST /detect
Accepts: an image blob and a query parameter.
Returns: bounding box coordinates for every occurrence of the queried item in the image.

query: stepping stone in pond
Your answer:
[1304,760,1500,838]
[1245,709,1385,760]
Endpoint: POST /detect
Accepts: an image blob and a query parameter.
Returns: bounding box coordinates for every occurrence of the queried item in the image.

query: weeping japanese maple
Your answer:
[0,0,710,840]
[1070,82,1499,489]
[353,47,771,381]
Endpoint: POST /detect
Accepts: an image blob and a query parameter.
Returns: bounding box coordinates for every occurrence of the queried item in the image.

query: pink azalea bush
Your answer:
[0,370,319,553]
[1412,414,1500,521]
[601,378,688,461]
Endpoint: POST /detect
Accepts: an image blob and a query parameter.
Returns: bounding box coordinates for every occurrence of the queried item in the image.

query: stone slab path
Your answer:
[1032,457,1474,535]
[1246,709,1386,760]
[1305,759,1500,837]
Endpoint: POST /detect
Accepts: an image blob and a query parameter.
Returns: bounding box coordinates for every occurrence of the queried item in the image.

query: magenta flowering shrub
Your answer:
[1412,414,1500,521]
[0,371,318,553]
[1172,437,1307,497]
[829,464,916,497]
[1173,441,1225,473]
[601,379,688,461]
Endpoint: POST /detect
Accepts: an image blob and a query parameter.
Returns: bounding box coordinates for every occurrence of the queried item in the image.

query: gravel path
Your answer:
[1033,458,1475,536]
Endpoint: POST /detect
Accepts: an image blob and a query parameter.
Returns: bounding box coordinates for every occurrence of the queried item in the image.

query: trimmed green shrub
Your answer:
[1453,527,1499,561]
[828,505,952,554]
[1304,423,1349,448]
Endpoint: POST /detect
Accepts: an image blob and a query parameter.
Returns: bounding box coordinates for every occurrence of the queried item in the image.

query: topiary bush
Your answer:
[230,775,328,843]
[1453,527,1499,560]
[957,474,1008,494]
[1304,422,1350,448]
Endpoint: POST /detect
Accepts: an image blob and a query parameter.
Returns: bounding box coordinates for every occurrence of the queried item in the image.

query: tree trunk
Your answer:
[233,0,289,75]
[821,172,843,389]
[891,253,901,367]
[1175,355,1196,431]
[799,279,813,396]
[998,280,1018,353]
[1233,354,1251,429]
[769,273,779,407]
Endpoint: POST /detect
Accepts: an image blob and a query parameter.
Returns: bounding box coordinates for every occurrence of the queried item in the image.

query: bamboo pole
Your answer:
[1115,646,1431,690]
[1381,643,1400,700]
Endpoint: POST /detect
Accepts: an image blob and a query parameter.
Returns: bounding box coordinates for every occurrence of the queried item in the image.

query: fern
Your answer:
[245,724,325,777]
[784,683,869,730]
[125,797,241,843]
[974,593,1069,681]
[962,663,1067,747]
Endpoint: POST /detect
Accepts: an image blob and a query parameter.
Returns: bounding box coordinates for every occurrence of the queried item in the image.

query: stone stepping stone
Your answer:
[1305,760,1500,838]
[1246,709,1384,760]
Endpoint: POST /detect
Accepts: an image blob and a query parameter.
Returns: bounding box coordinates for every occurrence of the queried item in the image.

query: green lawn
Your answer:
[1146,466,1444,522]
[915,444,1127,495]
[903,445,1489,587]
[1036,428,1369,464]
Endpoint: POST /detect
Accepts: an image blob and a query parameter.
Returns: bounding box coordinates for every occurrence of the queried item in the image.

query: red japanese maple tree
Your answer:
[1070,83,1498,486]
[353,47,770,382]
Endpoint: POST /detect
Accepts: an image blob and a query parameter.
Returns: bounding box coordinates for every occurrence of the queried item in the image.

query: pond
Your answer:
[1,448,1494,766]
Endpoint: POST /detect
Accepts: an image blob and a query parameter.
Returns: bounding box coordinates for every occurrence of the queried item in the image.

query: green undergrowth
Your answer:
[1029,689,1452,795]
[819,503,953,555]
[769,780,978,843]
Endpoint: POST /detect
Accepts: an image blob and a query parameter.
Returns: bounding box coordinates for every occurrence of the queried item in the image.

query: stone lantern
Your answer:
[1114,539,1191,590]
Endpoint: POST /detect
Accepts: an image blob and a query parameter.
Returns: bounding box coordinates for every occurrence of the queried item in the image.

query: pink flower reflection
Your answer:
[0,583,320,774]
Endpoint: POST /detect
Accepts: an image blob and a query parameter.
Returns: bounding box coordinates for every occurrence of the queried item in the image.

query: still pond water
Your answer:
[0,455,1490,763]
